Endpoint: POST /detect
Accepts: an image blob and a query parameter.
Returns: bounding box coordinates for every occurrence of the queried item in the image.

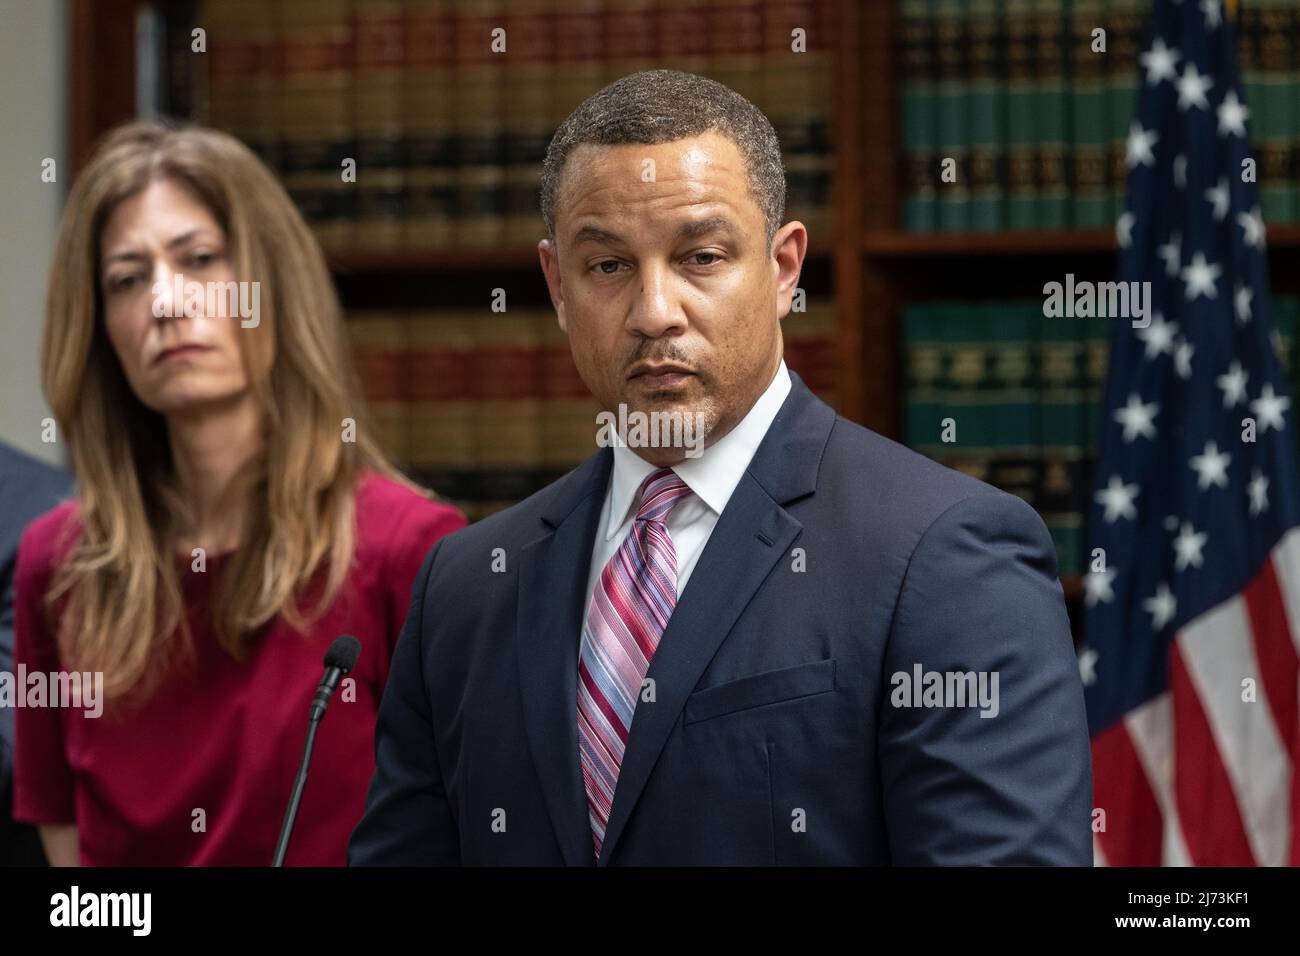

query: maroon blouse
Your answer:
[12,471,465,865]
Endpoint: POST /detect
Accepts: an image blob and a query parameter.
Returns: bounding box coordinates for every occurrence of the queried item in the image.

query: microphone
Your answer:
[272,634,362,867]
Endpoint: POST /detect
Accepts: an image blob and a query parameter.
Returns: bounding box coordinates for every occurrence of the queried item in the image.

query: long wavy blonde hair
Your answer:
[41,119,420,704]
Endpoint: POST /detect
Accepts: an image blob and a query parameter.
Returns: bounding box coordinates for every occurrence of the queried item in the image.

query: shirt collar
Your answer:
[604,359,792,540]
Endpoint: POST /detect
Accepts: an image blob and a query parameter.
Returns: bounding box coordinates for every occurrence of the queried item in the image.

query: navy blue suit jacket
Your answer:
[349,372,1093,865]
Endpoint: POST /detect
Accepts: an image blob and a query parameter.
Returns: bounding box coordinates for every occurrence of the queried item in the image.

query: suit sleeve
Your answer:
[348,542,461,865]
[878,491,1093,865]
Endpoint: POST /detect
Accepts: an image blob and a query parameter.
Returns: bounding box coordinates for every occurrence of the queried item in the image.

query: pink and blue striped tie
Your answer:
[577,467,693,859]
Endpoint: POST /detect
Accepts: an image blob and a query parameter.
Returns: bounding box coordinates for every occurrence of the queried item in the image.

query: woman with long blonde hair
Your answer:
[12,120,465,865]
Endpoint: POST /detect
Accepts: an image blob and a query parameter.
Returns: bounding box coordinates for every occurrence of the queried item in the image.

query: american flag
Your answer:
[1083,0,1300,866]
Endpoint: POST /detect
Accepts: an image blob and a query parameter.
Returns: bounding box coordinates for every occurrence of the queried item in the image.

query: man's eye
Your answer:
[593,260,623,275]
[688,252,721,266]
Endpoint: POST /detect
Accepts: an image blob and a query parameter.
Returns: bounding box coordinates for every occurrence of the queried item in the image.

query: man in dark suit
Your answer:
[350,70,1092,865]
[0,441,73,865]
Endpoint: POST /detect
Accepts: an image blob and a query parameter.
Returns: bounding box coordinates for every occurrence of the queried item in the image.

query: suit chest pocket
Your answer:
[683,658,836,725]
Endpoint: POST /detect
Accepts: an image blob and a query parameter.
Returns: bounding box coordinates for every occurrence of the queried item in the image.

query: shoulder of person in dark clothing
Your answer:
[0,440,74,865]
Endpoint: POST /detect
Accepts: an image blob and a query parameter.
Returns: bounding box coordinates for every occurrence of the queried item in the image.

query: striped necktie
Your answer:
[577,467,693,860]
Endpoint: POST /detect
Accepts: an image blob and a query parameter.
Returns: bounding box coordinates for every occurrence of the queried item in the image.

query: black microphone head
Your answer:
[325,634,361,673]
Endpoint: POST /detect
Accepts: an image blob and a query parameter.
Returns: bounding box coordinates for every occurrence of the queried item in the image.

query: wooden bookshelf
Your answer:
[67,0,1138,598]
[71,0,1300,431]
[70,0,861,419]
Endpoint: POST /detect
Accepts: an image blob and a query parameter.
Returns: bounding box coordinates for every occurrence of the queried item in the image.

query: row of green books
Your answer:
[181,0,834,253]
[1240,0,1300,226]
[903,299,1109,573]
[899,0,1300,233]
[900,0,1149,233]
[902,295,1300,577]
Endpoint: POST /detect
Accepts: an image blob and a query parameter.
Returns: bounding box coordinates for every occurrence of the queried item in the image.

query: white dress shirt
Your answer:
[581,359,793,622]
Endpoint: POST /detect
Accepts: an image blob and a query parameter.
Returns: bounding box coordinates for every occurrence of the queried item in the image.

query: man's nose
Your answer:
[626,263,686,338]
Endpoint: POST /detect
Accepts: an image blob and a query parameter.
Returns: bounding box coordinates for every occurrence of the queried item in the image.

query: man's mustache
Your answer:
[622,346,699,373]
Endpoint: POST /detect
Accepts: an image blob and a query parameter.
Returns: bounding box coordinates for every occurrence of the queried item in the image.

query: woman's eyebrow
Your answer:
[101,228,214,267]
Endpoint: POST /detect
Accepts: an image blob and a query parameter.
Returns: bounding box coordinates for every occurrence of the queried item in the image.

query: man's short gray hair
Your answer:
[539,69,786,249]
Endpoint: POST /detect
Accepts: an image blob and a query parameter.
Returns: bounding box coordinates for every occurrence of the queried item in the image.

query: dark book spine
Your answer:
[900,0,939,232]
[1004,0,1038,229]
[968,0,1006,231]
[934,0,972,232]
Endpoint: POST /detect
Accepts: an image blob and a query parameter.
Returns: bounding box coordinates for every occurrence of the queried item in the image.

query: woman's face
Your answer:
[99,177,254,416]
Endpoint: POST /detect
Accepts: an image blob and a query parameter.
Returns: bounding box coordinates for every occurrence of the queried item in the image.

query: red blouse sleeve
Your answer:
[12,507,78,825]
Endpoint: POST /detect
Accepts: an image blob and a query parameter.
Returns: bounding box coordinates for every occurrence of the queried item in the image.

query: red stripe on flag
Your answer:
[1091,720,1163,866]
[1241,557,1300,865]
[1170,642,1257,865]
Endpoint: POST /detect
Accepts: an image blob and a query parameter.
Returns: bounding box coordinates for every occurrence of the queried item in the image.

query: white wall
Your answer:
[0,0,67,466]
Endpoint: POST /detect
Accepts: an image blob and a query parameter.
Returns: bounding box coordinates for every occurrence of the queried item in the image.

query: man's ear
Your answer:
[538,237,566,332]
[770,220,808,319]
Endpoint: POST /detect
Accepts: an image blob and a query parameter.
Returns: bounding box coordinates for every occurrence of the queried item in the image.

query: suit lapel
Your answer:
[597,372,838,865]
[515,448,612,867]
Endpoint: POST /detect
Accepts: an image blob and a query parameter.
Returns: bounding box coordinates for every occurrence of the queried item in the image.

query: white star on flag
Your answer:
[1235,282,1253,324]
[1173,521,1208,572]
[1114,393,1159,441]
[1158,231,1182,276]
[1140,37,1181,86]
[1136,312,1178,359]
[1200,0,1222,29]
[1085,566,1117,607]
[1190,440,1231,490]
[1250,383,1291,433]
[1143,582,1178,631]
[1204,176,1230,221]
[1248,468,1270,516]
[1174,338,1195,379]
[1176,62,1213,112]
[1078,646,1099,686]
[1217,88,1249,137]
[1182,251,1221,299]
[1126,123,1159,169]
[1096,475,1140,523]
[1237,206,1266,248]
[1116,211,1135,248]
[1216,361,1249,407]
